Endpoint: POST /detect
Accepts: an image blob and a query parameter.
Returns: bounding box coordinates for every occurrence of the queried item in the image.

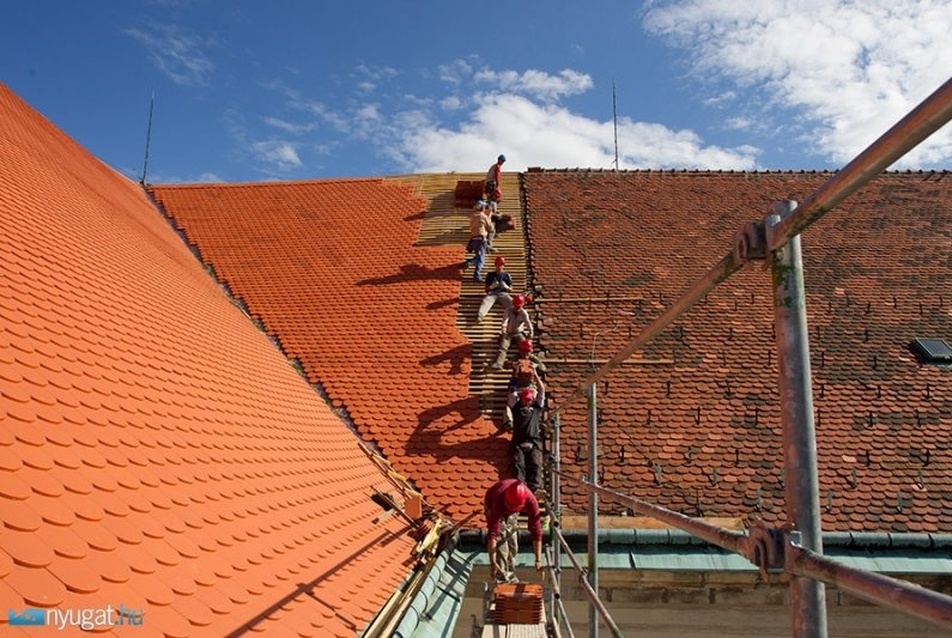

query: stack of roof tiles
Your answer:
[149,179,509,525]
[524,169,952,533]
[490,583,544,625]
[0,83,422,636]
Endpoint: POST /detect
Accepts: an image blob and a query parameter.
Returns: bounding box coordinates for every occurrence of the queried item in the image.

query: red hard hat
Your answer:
[519,339,533,353]
[503,482,530,512]
[495,255,506,267]
[519,387,537,404]
[512,295,525,309]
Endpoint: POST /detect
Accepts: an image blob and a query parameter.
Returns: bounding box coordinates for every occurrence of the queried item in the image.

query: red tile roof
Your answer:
[0,83,422,635]
[149,179,509,523]
[6,68,952,634]
[524,169,952,533]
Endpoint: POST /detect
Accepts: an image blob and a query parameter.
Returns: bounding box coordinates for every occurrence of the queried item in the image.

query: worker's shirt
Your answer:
[501,308,533,339]
[486,163,501,185]
[510,390,545,446]
[484,478,543,543]
[470,209,492,238]
[484,270,512,293]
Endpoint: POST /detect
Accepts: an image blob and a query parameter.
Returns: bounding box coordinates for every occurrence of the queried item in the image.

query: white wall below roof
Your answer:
[455,596,952,637]
[454,566,952,637]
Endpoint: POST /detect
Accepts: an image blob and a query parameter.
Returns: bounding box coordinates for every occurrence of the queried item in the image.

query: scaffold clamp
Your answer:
[732,220,767,263]
[744,520,786,580]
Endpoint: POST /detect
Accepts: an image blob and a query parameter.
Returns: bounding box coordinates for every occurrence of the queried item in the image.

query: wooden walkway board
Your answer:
[393,172,530,425]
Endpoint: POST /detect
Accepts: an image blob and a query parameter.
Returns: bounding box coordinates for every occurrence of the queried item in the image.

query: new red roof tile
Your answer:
[150,177,510,523]
[0,82,424,635]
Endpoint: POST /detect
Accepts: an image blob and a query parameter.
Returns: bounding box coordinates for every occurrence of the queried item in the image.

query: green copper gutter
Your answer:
[395,530,952,636]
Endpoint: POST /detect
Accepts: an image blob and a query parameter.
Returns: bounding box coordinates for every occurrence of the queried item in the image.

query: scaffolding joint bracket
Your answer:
[742,520,789,580]
[732,220,768,263]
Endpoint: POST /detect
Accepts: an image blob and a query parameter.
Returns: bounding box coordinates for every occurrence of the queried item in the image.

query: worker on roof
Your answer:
[512,334,546,384]
[510,338,546,386]
[502,338,547,428]
[485,154,505,216]
[484,478,543,584]
[463,199,494,282]
[485,154,505,201]
[489,294,533,370]
[502,339,545,424]
[476,255,513,324]
[509,376,546,493]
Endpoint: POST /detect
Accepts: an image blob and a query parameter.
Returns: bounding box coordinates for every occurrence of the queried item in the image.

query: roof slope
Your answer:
[149,179,509,522]
[0,83,420,636]
[524,169,952,533]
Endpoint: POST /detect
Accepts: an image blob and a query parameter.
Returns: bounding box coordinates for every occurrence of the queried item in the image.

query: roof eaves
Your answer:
[391,542,476,638]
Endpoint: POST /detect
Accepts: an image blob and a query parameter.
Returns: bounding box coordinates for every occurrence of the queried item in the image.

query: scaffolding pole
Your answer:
[554,528,624,637]
[587,383,599,638]
[567,476,952,632]
[557,472,746,552]
[788,544,952,628]
[546,545,575,638]
[769,201,827,638]
[550,412,563,631]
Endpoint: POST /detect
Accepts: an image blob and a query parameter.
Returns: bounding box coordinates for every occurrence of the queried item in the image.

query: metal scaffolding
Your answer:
[544,74,952,637]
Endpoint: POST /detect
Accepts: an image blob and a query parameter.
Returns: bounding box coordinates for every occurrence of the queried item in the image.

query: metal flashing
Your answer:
[392,545,477,638]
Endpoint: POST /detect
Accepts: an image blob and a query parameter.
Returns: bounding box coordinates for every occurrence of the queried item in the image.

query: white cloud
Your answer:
[440,96,463,111]
[264,58,759,174]
[250,140,302,169]
[703,91,737,107]
[304,101,351,133]
[643,0,952,168]
[146,171,224,184]
[124,23,215,86]
[263,116,316,134]
[474,68,594,102]
[353,104,384,140]
[438,59,474,85]
[356,64,399,82]
[396,93,757,173]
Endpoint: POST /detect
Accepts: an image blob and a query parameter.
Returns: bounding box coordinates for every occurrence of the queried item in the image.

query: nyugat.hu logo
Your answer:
[8,608,46,626]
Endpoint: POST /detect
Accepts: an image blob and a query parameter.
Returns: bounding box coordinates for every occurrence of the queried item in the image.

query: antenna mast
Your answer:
[140,91,155,185]
[612,79,619,170]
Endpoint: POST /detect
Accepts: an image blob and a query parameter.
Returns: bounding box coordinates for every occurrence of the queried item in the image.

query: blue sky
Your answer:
[3,0,952,183]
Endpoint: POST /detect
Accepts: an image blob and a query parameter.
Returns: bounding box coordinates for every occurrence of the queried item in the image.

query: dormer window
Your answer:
[911,338,952,366]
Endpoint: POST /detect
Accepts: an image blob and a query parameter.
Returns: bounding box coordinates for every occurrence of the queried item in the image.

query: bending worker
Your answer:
[484,478,543,583]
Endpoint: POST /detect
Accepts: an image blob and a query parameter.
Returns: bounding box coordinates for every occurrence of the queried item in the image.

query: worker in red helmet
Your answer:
[514,338,546,378]
[463,199,494,282]
[490,293,533,370]
[485,154,505,200]
[484,478,543,583]
[485,154,506,217]
[518,337,534,354]
[511,338,547,390]
[509,377,546,492]
[476,255,513,323]
[502,339,547,430]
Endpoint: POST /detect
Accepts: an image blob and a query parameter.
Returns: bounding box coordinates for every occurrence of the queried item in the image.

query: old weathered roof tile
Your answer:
[524,169,952,532]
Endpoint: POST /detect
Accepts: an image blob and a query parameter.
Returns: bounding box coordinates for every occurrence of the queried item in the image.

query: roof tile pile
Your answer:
[0,82,419,636]
[150,179,509,523]
[524,169,952,533]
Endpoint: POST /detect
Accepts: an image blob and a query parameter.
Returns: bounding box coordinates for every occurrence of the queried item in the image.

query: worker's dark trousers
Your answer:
[493,332,526,368]
[513,442,543,492]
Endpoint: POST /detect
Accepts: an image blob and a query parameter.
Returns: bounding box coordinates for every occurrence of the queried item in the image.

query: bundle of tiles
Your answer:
[491,583,544,624]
